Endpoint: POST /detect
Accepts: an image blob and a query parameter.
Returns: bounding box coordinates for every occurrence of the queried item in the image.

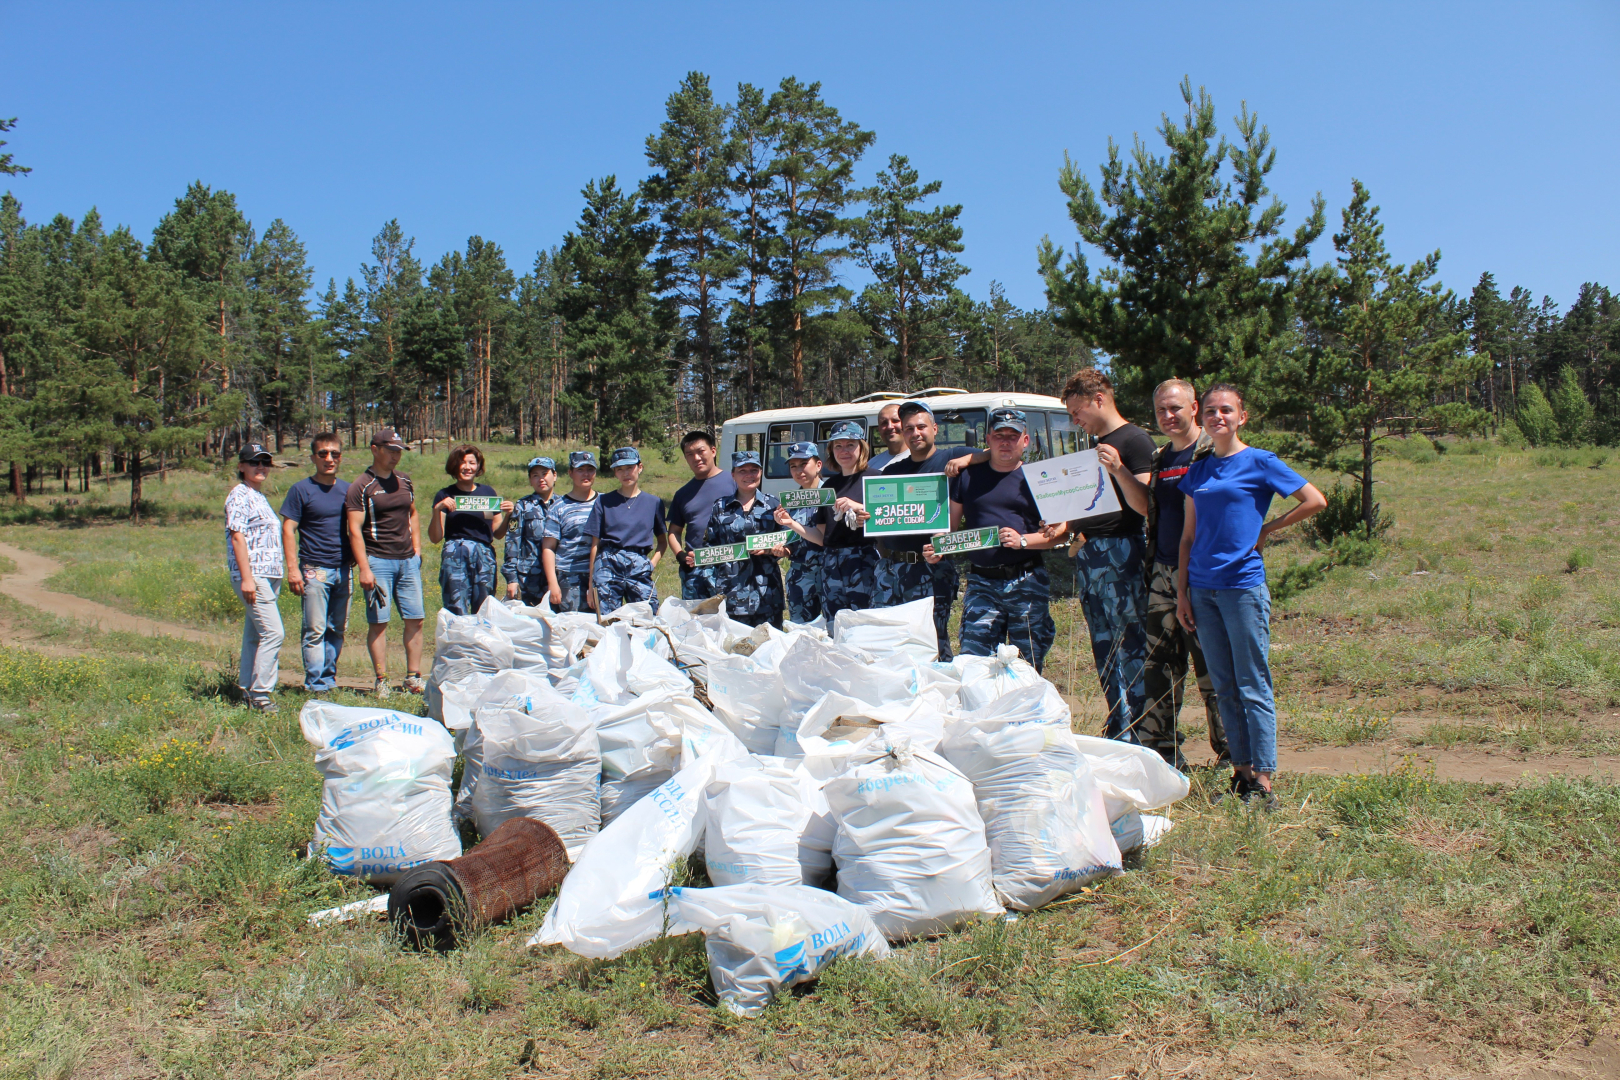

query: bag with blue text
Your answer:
[672,884,890,1017]
[299,702,462,885]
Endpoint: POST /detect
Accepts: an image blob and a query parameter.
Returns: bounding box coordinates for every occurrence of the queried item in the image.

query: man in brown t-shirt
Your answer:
[344,428,424,698]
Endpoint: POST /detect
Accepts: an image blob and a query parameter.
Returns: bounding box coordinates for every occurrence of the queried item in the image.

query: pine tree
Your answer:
[558,177,670,453]
[643,72,738,431]
[0,193,43,498]
[765,78,873,404]
[513,247,570,442]
[453,236,515,442]
[852,154,967,386]
[1039,78,1323,407]
[0,117,30,177]
[149,183,252,446]
[316,278,367,446]
[1516,382,1557,447]
[1280,180,1479,532]
[724,82,778,413]
[1549,364,1593,446]
[248,219,313,450]
[359,220,422,434]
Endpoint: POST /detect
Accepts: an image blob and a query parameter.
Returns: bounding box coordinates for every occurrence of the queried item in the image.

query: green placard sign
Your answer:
[454,495,503,513]
[931,527,999,556]
[861,473,950,537]
[778,486,835,510]
[745,530,792,553]
[693,543,747,567]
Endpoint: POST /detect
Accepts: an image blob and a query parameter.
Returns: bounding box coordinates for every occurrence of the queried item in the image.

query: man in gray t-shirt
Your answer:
[666,431,737,600]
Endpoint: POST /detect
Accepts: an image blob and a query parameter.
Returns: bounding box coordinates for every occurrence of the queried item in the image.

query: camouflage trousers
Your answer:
[820,546,879,622]
[679,563,718,602]
[592,546,658,616]
[959,565,1056,672]
[785,554,822,625]
[1141,560,1227,766]
[439,538,496,617]
[511,571,549,609]
[710,555,785,625]
[874,553,959,660]
[1072,535,1148,742]
[554,570,592,614]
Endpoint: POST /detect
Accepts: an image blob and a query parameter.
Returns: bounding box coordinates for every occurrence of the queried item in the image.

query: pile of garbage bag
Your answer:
[301,595,1188,1016]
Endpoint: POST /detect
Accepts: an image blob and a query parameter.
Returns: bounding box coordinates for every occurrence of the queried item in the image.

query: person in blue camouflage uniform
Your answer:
[772,441,826,624]
[927,409,1068,670]
[817,420,880,621]
[501,457,557,605]
[542,451,599,613]
[429,444,514,616]
[703,451,787,628]
[587,447,667,615]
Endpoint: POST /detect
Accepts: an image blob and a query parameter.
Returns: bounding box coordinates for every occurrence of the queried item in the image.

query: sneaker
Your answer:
[1215,772,1253,804]
[1243,787,1281,812]
[402,674,425,695]
[246,697,276,713]
[374,677,392,700]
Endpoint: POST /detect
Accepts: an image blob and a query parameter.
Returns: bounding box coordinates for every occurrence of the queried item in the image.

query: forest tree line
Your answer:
[0,79,1616,521]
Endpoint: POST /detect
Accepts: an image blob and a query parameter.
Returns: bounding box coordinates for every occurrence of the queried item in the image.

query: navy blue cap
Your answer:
[526,456,556,473]
[898,400,934,420]
[786,441,821,461]
[731,450,762,469]
[989,408,1028,434]
[826,420,866,443]
[568,450,598,469]
[608,446,641,469]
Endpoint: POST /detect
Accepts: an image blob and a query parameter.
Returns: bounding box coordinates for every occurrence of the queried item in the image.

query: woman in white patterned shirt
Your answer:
[225,443,285,711]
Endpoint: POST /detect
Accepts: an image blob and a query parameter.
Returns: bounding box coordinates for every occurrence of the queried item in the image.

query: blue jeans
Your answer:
[1188,584,1277,773]
[297,564,350,691]
[365,554,425,624]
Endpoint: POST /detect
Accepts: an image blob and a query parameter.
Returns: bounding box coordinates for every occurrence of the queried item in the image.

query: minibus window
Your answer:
[766,421,819,478]
[932,409,987,452]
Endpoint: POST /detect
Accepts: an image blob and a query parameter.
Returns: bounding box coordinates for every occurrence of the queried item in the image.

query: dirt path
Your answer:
[0,539,374,691]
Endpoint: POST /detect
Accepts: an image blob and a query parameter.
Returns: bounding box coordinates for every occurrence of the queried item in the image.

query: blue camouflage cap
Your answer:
[731,450,762,469]
[898,399,934,420]
[568,450,598,469]
[989,408,1028,434]
[826,420,866,443]
[608,446,641,469]
[786,440,821,461]
[526,456,557,473]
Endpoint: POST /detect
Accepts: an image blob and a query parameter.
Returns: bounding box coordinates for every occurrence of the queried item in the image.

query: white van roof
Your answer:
[723,389,1067,427]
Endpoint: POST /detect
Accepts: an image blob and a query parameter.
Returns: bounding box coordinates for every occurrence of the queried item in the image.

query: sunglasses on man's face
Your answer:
[314,450,342,459]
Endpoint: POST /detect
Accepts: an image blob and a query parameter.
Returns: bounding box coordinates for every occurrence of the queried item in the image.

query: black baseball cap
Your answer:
[238,443,273,465]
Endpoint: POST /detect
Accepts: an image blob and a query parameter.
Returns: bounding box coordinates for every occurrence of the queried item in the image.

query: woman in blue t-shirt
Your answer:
[429,444,514,616]
[1174,384,1325,809]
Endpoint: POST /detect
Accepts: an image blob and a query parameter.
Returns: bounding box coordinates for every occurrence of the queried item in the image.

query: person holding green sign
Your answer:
[815,420,879,620]
[874,400,960,660]
[925,409,1069,670]
[702,451,788,628]
[429,443,514,616]
[771,440,828,624]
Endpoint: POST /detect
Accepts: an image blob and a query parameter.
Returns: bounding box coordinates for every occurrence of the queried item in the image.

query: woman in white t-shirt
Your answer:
[225,443,286,712]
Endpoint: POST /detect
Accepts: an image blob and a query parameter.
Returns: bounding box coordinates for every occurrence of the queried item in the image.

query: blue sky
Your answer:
[3,1,1616,313]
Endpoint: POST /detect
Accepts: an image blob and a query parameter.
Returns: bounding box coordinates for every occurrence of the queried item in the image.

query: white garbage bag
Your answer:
[463,670,601,847]
[300,702,461,885]
[593,689,685,826]
[940,683,1122,910]
[778,635,917,720]
[781,691,951,759]
[833,597,937,666]
[528,753,722,959]
[706,654,786,754]
[671,884,890,1017]
[825,740,1002,940]
[1073,733,1191,821]
[951,644,1046,712]
[426,609,514,726]
[703,759,814,888]
[475,596,551,669]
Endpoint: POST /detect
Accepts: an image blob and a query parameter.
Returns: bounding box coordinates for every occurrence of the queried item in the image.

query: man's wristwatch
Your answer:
[1019,535,1028,549]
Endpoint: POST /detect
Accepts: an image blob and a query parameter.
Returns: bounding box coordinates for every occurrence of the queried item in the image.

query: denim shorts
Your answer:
[365,554,425,624]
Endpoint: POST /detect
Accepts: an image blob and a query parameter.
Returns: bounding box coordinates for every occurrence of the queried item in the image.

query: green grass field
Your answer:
[2,436,1617,1077]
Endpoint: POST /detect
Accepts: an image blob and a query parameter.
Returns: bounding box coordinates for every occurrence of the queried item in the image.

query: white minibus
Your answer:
[718,388,1089,497]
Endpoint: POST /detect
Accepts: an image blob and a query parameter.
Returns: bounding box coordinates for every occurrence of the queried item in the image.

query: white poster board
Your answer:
[1021,449,1120,524]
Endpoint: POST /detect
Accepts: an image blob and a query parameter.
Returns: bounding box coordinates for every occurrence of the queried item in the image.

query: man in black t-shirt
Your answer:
[874,400,959,659]
[1062,368,1156,743]
[925,409,1069,670]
